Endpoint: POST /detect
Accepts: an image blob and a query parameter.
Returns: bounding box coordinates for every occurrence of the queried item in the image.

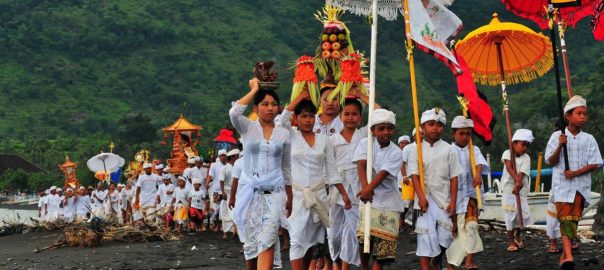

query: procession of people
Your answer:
[31,76,602,270]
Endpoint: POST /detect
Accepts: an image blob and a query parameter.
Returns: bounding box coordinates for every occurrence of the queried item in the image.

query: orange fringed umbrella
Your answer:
[455,13,553,86]
[456,13,554,228]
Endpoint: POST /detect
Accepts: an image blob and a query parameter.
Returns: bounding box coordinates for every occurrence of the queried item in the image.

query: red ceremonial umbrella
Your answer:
[502,0,597,98]
[593,0,604,40]
[502,0,597,29]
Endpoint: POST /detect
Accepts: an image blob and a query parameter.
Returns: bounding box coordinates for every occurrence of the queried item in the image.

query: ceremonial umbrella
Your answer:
[456,13,553,227]
[593,0,604,40]
[502,0,597,98]
[87,153,125,181]
[502,0,597,30]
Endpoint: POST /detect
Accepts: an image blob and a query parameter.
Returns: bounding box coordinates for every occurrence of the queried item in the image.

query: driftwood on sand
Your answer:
[2,217,180,253]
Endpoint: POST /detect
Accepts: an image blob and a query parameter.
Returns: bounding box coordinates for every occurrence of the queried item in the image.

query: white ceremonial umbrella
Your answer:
[87,152,125,175]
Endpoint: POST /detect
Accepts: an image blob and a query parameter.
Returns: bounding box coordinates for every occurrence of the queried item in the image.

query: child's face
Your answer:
[193,183,201,190]
[296,111,316,133]
[320,90,340,116]
[565,106,588,128]
[178,180,185,188]
[340,104,362,129]
[371,123,395,146]
[512,141,529,156]
[398,140,409,149]
[422,121,444,142]
[452,127,472,147]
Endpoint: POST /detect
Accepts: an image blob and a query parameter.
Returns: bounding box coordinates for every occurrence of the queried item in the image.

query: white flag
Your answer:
[407,0,462,73]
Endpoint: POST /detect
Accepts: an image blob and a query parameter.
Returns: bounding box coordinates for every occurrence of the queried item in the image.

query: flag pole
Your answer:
[403,0,426,194]
[362,0,378,254]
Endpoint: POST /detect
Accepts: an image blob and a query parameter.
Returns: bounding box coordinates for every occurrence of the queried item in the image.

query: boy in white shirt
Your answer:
[37,190,47,221]
[545,95,602,269]
[188,178,207,232]
[75,186,90,222]
[156,174,175,229]
[62,188,77,223]
[353,108,404,269]
[135,163,159,222]
[171,176,191,232]
[501,129,534,252]
[219,149,240,238]
[45,186,62,222]
[446,116,489,270]
[408,108,462,270]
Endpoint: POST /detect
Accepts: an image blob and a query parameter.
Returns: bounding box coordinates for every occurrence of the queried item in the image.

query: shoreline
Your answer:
[0,202,38,211]
[0,228,601,269]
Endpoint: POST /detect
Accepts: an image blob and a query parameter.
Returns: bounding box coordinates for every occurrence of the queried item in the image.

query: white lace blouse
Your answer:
[229,102,291,185]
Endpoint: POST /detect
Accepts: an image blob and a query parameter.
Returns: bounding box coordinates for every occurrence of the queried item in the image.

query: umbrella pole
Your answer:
[102,160,108,184]
[495,41,524,228]
[548,4,570,171]
[558,21,574,98]
[362,0,378,254]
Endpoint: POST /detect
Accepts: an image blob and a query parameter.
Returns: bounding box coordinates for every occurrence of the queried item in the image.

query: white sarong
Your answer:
[415,195,453,257]
[288,181,329,260]
[501,193,531,231]
[233,170,285,260]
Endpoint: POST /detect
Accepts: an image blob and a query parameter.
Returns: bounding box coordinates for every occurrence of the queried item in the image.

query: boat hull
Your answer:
[481,192,601,225]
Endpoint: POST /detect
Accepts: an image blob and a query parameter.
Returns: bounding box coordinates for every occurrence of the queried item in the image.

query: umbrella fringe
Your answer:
[331,0,402,21]
[474,52,554,86]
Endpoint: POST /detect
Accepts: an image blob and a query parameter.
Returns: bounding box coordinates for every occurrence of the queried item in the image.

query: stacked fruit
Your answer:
[320,24,349,59]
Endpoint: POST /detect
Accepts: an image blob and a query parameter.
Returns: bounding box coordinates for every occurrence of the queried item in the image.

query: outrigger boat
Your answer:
[482,160,601,226]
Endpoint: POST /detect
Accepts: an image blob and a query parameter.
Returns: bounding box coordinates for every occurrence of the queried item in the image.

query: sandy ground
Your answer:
[0,227,602,270]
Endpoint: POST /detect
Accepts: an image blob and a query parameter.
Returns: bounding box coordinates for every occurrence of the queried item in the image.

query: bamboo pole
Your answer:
[534,152,543,192]
[362,0,378,254]
[487,154,492,191]
[403,0,426,195]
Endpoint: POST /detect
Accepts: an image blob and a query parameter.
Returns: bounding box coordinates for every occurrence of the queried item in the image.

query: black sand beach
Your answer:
[0,227,602,269]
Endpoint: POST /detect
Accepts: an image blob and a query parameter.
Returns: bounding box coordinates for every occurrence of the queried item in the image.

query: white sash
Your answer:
[233,169,284,235]
[292,181,330,227]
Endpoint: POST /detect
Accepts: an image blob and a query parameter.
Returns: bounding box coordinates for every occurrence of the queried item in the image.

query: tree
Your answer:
[0,169,30,193]
[116,113,157,146]
[27,172,60,192]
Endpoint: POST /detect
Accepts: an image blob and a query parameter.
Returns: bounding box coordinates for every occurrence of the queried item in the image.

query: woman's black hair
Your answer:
[253,89,281,106]
[294,99,317,115]
[341,98,362,114]
[319,87,334,97]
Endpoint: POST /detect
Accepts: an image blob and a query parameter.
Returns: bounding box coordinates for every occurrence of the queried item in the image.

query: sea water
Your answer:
[0,208,38,224]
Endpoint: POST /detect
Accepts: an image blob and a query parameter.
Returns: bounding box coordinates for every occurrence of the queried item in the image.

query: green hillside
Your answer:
[1,0,603,190]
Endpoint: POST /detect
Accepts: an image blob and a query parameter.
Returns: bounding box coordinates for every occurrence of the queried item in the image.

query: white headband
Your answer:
[451,115,474,129]
[564,95,587,114]
[512,129,534,143]
[421,108,446,125]
[370,109,396,127]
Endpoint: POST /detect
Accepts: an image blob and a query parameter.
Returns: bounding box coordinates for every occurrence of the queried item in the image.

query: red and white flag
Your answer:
[453,50,495,144]
[407,0,463,73]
